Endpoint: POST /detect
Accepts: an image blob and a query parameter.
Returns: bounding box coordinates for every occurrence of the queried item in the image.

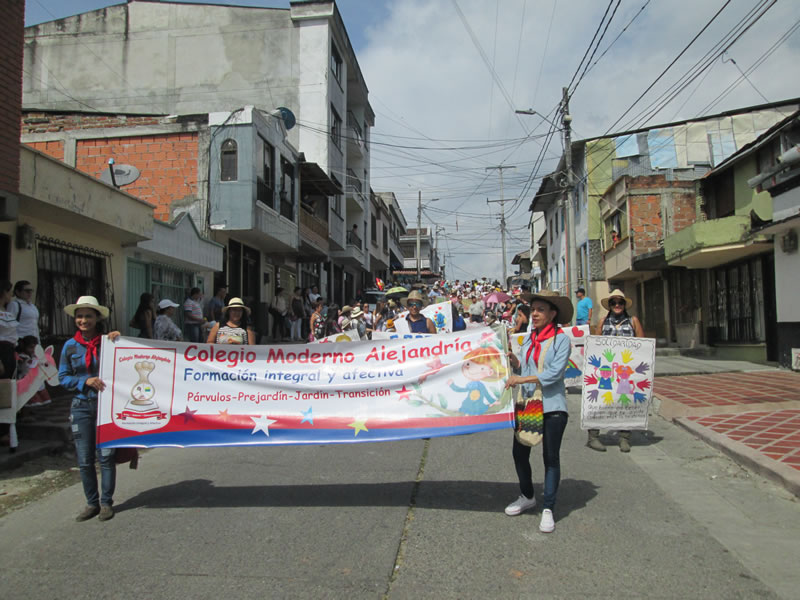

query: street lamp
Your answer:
[515,108,566,130]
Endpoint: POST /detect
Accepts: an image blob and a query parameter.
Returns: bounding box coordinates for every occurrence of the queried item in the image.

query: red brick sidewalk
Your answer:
[654,370,800,497]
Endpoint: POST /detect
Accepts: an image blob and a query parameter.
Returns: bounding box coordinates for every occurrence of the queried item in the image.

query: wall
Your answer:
[75,133,199,221]
[0,1,24,195]
[733,155,773,220]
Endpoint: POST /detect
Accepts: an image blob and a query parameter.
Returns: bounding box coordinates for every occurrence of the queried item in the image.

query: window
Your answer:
[549,217,553,244]
[371,214,377,245]
[280,157,295,221]
[383,225,388,252]
[331,40,343,84]
[330,105,342,149]
[561,206,566,232]
[330,174,342,215]
[257,136,275,208]
[220,139,237,181]
[604,207,627,250]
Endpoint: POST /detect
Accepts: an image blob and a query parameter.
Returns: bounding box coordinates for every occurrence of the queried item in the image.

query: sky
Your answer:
[25,0,800,282]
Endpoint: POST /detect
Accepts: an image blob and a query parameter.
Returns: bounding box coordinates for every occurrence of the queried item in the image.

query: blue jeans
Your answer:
[184,323,202,343]
[70,398,116,507]
[512,411,569,510]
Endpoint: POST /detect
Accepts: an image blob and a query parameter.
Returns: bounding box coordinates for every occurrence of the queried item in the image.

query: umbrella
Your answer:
[385,286,409,298]
[483,291,511,304]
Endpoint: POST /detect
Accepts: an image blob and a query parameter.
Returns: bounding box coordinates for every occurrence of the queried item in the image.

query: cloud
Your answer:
[356,0,800,281]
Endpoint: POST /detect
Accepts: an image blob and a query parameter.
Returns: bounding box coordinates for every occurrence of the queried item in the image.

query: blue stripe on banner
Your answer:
[98,420,513,448]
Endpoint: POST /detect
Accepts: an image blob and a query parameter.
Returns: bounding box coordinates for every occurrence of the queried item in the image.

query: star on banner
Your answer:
[396,385,413,400]
[179,407,198,423]
[348,419,368,436]
[217,409,231,421]
[250,415,278,437]
[301,406,314,425]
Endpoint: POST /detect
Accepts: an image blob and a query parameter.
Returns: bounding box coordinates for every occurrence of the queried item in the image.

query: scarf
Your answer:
[525,322,562,366]
[73,331,102,370]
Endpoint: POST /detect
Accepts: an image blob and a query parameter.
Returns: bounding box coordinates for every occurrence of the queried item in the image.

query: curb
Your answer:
[674,416,800,499]
[0,440,67,472]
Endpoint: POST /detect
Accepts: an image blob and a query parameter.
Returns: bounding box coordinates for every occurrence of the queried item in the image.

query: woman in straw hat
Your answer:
[402,290,436,334]
[207,298,255,345]
[504,290,573,533]
[58,296,121,522]
[586,289,644,453]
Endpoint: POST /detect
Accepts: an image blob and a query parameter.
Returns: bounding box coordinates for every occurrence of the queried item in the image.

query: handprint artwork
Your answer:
[580,336,656,431]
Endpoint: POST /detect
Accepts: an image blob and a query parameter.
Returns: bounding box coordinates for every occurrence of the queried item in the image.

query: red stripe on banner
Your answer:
[97,412,512,444]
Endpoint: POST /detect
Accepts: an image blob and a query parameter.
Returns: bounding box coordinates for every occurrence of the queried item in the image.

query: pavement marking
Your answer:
[630,440,800,600]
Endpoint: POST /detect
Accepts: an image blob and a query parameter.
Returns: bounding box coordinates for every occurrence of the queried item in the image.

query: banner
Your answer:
[579,335,656,430]
[509,325,587,387]
[394,300,453,334]
[310,329,360,344]
[97,328,513,448]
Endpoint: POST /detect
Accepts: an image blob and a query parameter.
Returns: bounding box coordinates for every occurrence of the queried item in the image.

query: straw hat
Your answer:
[64,296,109,319]
[601,289,633,310]
[529,290,574,325]
[221,297,251,315]
[351,307,364,319]
[401,290,427,307]
[341,305,353,315]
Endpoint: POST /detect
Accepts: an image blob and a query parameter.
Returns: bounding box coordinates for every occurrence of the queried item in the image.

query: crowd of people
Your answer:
[3,276,645,533]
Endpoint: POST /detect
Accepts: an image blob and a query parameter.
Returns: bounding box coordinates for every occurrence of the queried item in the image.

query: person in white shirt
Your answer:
[8,280,39,341]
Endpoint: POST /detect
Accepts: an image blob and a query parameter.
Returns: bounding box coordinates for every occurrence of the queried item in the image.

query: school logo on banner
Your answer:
[109,346,176,432]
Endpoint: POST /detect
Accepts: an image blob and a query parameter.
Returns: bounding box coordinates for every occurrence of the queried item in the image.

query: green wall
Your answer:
[733,155,772,220]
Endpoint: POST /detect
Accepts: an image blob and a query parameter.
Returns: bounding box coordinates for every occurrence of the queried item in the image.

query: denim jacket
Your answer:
[58,337,99,401]
[518,332,571,414]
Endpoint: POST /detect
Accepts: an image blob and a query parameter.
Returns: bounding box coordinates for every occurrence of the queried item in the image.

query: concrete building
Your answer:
[376,191,408,278]
[532,99,799,337]
[22,0,374,308]
[368,190,391,286]
[396,227,442,285]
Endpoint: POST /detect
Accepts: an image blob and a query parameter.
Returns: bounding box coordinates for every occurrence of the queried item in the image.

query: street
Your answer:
[2,393,799,599]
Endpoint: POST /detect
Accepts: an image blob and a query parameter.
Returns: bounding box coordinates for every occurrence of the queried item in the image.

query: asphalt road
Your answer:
[2,394,799,599]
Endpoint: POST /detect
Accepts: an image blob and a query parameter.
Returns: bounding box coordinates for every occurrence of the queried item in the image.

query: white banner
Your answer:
[97,328,513,448]
[579,335,656,430]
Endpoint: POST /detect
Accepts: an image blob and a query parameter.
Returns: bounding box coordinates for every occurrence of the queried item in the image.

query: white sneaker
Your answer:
[504,494,536,516]
[539,508,555,533]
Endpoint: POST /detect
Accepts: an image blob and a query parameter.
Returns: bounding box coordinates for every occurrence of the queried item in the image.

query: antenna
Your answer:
[100,159,141,187]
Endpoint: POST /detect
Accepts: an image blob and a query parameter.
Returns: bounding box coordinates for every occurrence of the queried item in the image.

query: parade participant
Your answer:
[402,290,436,334]
[289,287,304,342]
[206,298,255,345]
[0,281,17,379]
[325,304,342,336]
[205,286,227,324]
[270,287,289,341]
[575,287,593,326]
[513,304,531,334]
[58,296,120,521]
[309,299,326,341]
[452,303,466,332]
[586,289,644,453]
[505,290,573,533]
[339,305,353,329]
[468,295,485,323]
[350,306,367,340]
[183,288,205,343]
[129,293,155,339]
[8,280,40,342]
[154,299,182,341]
[16,335,52,407]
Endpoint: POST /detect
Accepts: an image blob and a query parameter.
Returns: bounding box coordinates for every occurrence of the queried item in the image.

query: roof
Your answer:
[511,250,530,264]
[300,161,342,196]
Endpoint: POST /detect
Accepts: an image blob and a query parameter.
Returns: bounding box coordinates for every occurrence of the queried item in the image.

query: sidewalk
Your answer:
[654,368,800,498]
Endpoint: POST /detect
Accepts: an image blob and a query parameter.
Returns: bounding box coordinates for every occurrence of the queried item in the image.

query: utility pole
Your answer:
[562,87,577,299]
[435,225,445,278]
[416,190,422,282]
[485,165,516,286]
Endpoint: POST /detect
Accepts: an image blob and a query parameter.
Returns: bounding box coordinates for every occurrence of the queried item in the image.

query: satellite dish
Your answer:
[100,163,141,187]
[276,107,296,130]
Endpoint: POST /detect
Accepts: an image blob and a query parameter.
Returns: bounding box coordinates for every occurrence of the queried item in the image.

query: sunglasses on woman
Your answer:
[609,300,625,307]
[408,301,423,308]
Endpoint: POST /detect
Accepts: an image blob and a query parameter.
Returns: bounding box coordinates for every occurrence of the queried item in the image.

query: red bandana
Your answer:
[525,323,562,366]
[73,332,102,370]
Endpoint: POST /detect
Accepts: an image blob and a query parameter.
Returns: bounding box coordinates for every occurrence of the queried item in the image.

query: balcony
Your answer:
[346,111,365,159]
[664,214,771,269]
[331,229,367,268]
[346,168,366,211]
[604,237,634,279]
[299,205,329,258]
[279,191,294,222]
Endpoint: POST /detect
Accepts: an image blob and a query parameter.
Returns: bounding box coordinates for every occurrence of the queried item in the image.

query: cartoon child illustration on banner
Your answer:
[447,345,508,415]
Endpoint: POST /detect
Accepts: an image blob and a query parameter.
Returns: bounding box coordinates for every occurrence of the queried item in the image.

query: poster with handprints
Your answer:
[394,300,453,334]
[580,335,656,430]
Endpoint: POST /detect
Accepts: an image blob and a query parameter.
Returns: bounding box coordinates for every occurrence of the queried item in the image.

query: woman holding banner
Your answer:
[505,290,573,534]
[586,289,644,453]
[206,298,255,345]
[59,296,120,522]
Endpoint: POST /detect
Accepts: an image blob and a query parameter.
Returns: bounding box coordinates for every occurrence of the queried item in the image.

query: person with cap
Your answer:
[504,290,573,533]
[468,295,485,323]
[587,289,644,453]
[58,296,121,522]
[403,290,436,334]
[154,299,183,341]
[206,298,255,345]
[575,287,593,326]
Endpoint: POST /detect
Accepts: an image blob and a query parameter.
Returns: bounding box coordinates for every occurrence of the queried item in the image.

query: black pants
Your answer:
[512,411,568,510]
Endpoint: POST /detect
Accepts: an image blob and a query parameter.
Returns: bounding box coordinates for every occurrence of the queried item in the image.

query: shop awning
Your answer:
[300,162,342,197]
